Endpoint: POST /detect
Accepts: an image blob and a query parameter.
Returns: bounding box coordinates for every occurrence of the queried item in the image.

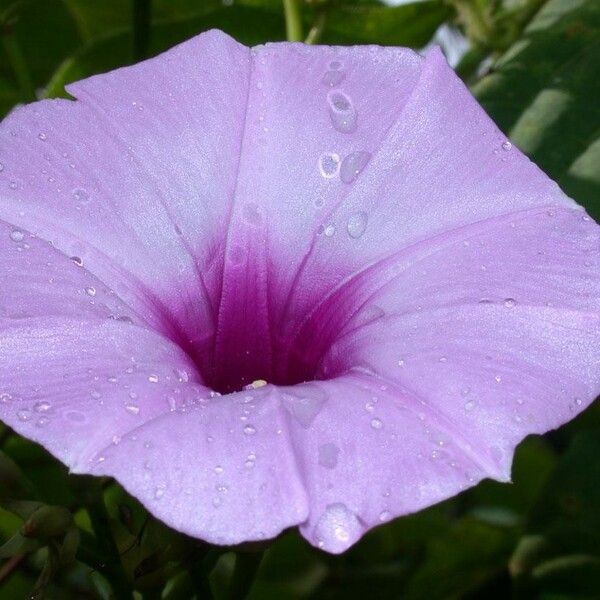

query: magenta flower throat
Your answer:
[0,30,598,553]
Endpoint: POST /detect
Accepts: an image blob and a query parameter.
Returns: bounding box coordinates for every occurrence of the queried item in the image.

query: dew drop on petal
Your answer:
[347,211,368,239]
[17,409,31,422]
[318,442,340,469]
[38,132,47,141]
[324,224,336,237]
[327,90,357,134]
[314,503,362,553]
[9,230,24,242]
[148,374,159,383]
[379,510,391,522]
[243,425,256,435]
[154,486,165,500]
[34,401,52,413]
[281,383,327,428]
[340,151,371,184]
[73,189,90,203]
[503,298,517,308]
[370,417,383,430]
[464,400,476,412]
[318,152,340,178]
[85,286,96,297]
[125,404,140,415]
[502,141,512,151]
[322,70,345,86]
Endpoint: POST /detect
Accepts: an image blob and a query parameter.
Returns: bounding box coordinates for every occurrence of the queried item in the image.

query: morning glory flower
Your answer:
[0,30,598,554]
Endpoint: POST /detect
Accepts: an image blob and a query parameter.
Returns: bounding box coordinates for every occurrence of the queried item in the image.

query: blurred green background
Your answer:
[0,0,599,598]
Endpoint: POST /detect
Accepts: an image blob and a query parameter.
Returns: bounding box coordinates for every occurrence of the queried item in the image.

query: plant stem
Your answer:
[132,0,152,61]
[0,553,25,584]
[305,11,327,45]
[283,0,303,42]
[226,551,264,600]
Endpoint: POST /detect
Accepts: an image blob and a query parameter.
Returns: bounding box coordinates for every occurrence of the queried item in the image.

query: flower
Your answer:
[0,30,598,554]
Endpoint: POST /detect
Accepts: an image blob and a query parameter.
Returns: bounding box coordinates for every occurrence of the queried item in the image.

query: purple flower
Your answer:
[0,30,598,553]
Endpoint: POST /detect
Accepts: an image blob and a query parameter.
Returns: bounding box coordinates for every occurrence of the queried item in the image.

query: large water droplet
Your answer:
[314,503,362,553]
[318,442,340,469]
[34,401,52,413]
[9,230,24,242]
[281,383,327,428]
[340,151,371,184]
[347,211,368,238]
[318,152,340,178]
[322,70,345,87]
[327,91,357,134]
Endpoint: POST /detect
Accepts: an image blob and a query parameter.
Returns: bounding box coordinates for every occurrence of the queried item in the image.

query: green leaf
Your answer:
[402,518,518,600]
[473,0,600,218]
[318,1,452,47]
[45,5,286,99]
[526,432,600,556]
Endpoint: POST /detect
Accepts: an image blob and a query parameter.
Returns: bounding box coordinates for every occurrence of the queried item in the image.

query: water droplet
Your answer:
[36,416,50,428]
[318,442,340,469]
[9,181,17,190]
[314,503,362,553]
[0,393,12,404]
[340,150,371,184]
[243,425,256,435]
[324,224,336,237]
[70,256,83,267]
[281,383,327,428]
[245,452,256,468]
[327,90,357,133]
[17,409,31,422]
[34,401,52,413]
[242,203,262,225]
[38,132,47,141]
[322,70,345,86]
[347,211,368,238]
[154,487,165,499]
[503,298,516,307]
[214,465,224,474]
[502,141,512,151]
[148,374,159,383]
[73,189,90,203]
[398,359,405,367]
[370,417,383,430]
[125,404,140,415]
[318,152,340,178]
[464,400,476,411]
[9,230,24,242]
[85,286,96,297]
[379,510,391,522]
[439,356,448,363]
[494,375,502,383]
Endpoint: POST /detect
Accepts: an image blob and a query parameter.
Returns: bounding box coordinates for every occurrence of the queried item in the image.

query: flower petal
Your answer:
[0,318,308,543]
[280,375,492,553]
[0,30,250,352]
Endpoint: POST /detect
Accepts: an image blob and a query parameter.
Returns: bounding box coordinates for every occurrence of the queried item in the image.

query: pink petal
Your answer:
[0,31,598,554]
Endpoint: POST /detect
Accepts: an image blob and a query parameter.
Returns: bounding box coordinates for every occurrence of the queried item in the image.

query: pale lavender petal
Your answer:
[0,319,307,543]
[0,30,250,363]
[279,375,492,553]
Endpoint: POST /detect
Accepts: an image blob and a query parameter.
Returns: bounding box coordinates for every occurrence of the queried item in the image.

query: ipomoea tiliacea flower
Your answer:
[0,30,598,553]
